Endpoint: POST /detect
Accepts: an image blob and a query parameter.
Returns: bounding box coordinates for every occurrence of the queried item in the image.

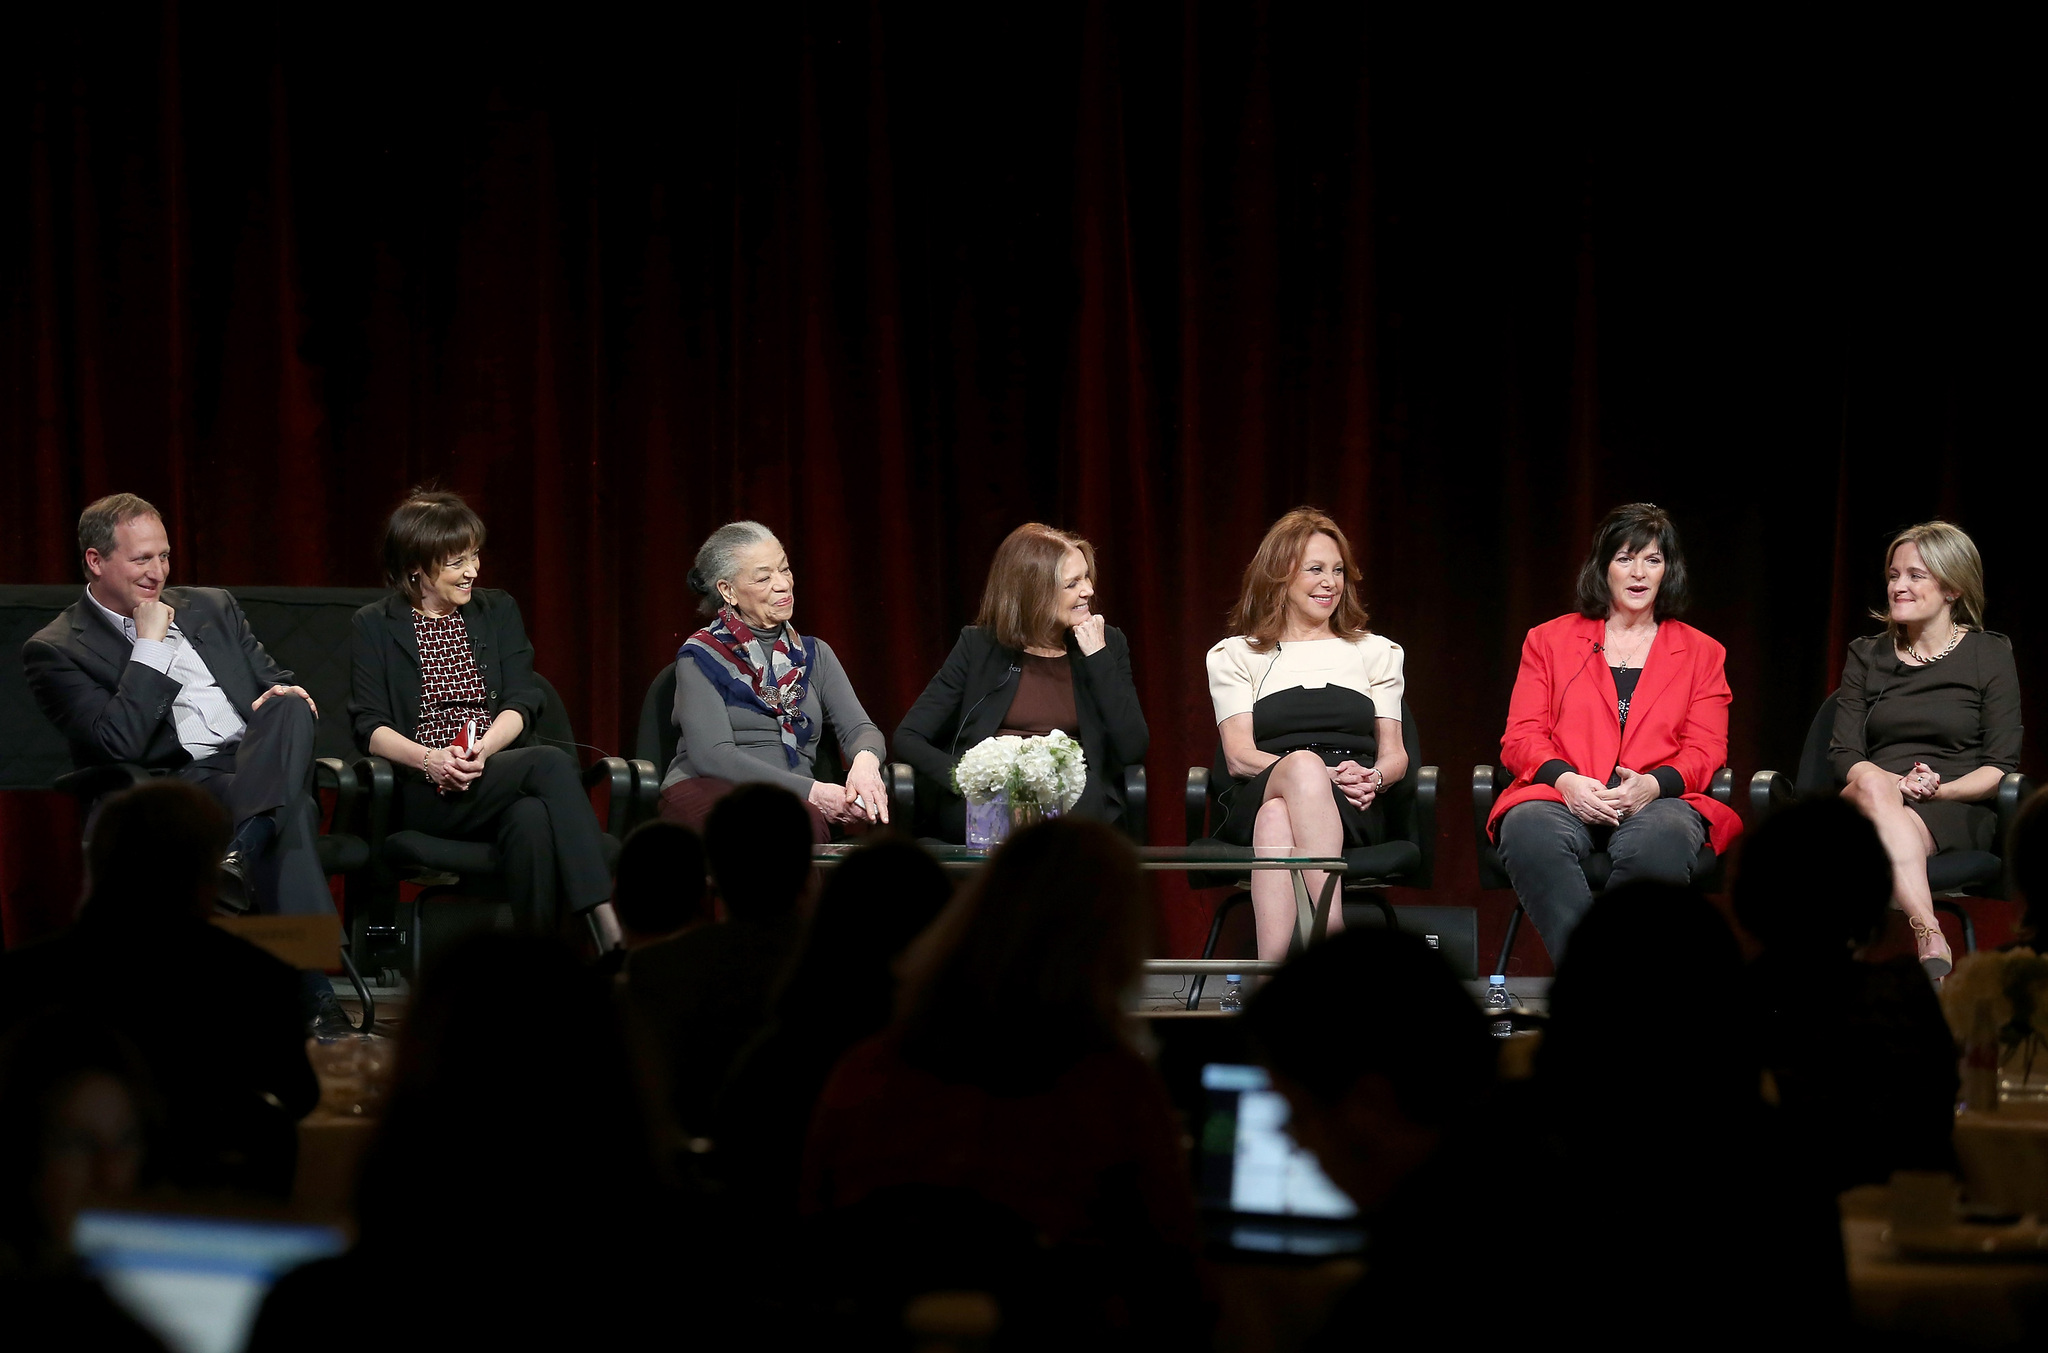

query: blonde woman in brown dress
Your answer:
[1832,521,2022,978]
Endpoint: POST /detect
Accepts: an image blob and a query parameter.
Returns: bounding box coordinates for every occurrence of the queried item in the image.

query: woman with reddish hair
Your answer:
[895,524,1148,842]
[1205,509,1409,961]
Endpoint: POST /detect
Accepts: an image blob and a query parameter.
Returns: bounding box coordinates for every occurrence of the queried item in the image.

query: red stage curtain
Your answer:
[4,5,2038,959]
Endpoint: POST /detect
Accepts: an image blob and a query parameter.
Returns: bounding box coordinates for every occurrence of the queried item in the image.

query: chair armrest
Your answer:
[1122,765,1148,846]
[1185,767,1209,846]
[1751,770,1794,824]
[628,760,659,832]
[1470,764,1501,842]
[53,763,153,804]
[1709,767,1734,806]
[582,756,637,838]
[889,762,916,826]
[1411,765,1438,889]
[313,758,358,835]
[1998,772,2036,838]
[354,756,397,876]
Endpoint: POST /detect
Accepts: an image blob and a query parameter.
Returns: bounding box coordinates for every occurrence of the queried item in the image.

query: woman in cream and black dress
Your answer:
[1834,521,2022,978]
[1205,509,1408,962]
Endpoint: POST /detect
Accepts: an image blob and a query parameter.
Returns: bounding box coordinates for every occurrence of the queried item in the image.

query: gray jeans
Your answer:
[1495,797,1710,962]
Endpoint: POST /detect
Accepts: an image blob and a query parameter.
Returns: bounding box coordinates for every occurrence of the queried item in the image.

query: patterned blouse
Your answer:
[413,609,495,749]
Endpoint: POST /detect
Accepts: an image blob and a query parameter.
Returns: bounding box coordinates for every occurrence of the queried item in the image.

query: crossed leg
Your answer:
[1249,750,1345,962]
[1841,768,1941,934]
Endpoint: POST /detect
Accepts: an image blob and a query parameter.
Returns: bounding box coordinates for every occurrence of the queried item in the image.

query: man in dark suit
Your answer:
[22,496,341,1008]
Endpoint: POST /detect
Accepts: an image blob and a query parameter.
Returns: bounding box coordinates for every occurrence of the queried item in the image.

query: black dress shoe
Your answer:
[217,851,254,914]
[309,990,358,1039]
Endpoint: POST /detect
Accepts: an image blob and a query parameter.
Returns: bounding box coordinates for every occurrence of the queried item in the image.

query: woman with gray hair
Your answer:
[658,521,890,841]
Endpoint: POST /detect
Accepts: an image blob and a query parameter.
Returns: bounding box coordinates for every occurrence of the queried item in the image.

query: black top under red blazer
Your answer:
[22,586,292,772]
[894,625,1148,837]
[347,588,544,762]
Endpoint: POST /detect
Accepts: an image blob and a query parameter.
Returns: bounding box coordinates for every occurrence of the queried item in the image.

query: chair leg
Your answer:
[1933,898,1977,956]
[1491,902,1525,982]
[338,946,376,1036]
[1187,890,1251,1012]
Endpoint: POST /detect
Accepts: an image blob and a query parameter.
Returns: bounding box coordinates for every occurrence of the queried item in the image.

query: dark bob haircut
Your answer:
[380,490,487,602]
[1575,502,1690,619]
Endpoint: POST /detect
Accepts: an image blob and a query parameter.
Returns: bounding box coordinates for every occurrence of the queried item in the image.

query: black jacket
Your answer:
[894,625,1147,839]
[21,586,291,771]
[347,588,544,759]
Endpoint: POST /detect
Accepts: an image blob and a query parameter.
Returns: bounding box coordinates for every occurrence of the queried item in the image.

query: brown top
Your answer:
[996,653,1078,739]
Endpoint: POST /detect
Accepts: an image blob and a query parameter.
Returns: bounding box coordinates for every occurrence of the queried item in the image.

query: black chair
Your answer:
[1181,700,1439,1008]
[1750,690,2036,954]
[356,673,648,978]
[1473,763,1735,984]
[634,661,926,836]
[1,584,383,1028]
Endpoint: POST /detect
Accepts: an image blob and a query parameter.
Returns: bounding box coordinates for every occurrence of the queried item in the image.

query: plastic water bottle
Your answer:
[1218,975,1244,1014]
[1485,974,1513,1038]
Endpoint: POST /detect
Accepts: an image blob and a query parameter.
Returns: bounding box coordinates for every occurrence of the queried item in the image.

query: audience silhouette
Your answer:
[1242,926,1504,1348]
[1733,799,1959,1191]
[1536,881,1848,1342]
[625,783,814,1137]
[0,780,314,1197]
[714,835,952,1217]
[801,818,1204,1345]
[249,932,682,1349]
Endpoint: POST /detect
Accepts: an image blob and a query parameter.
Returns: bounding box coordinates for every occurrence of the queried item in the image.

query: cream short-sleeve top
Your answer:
[1206,632,1406,726]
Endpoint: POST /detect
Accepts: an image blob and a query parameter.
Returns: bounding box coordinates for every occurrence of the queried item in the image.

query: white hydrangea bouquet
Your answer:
[953,729,1088,849]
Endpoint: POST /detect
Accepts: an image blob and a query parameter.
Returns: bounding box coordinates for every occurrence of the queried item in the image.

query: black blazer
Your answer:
[895,625,1148,839]
[21,586,291,771]
[348,588,544,760]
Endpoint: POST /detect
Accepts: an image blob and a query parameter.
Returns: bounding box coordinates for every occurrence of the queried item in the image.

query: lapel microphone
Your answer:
[953,659,1022,760]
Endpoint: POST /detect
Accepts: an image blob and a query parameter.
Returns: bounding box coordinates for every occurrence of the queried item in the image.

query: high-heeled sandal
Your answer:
[1910,917,1953,981]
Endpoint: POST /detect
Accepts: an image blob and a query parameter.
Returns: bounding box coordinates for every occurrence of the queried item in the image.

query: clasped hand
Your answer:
[1558,767,1658,826]
[1899,761,1941,803]
[1330,760,1380,810]
[811,753,890,826]
[428,742,484,792]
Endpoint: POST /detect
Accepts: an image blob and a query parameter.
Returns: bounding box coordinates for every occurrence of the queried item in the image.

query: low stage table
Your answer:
[814,843,1347,955]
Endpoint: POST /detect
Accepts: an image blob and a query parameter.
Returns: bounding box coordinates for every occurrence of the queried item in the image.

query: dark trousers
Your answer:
[180,695,331,918]
[658,776,833,843]
[397,745,612,930]
[1495,798,1709,962]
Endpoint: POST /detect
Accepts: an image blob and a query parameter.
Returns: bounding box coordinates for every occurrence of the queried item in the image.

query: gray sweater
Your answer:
[661,636,885,795]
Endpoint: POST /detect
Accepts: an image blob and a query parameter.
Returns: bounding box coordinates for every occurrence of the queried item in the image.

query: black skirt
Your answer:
[1211,686,1387,850]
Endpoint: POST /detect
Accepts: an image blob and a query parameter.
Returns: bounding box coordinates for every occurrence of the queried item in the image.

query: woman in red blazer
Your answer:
[1489,504,1742,958]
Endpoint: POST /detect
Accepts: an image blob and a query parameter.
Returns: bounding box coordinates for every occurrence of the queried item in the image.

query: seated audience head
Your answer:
[356,933,656,1248]
[2011,787,2048,945]
[704,783,815,926]
[1872,519,1985,645]
[0,1013,154,1270]
[975,523,1097,652]
[1243,929,1495,1213]
[1732,798,1893,957]
[1540,881,1748,1110]
[899,818,1145,1087]
[775,836,952,1030]
[77,492,169,614]
[1576,501,1690,620]
[611,821,709,945]
[84,780,231,926]
[379,488,486,612]
[1228,507,1371,649]
[688,519,791,627]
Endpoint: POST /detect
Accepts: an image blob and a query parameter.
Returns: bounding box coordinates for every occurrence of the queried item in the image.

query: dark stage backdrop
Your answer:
[4,5,2040,957]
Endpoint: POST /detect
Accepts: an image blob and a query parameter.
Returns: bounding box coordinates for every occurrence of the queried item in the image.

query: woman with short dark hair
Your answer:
[348,490,620,945]
[894,524,1148,841]
[658,521,889,842]
[1487,503,1742,960]
[1832,520,2021,977]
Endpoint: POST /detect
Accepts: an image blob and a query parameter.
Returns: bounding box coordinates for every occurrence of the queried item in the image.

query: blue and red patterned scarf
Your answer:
[680,606,816,768]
